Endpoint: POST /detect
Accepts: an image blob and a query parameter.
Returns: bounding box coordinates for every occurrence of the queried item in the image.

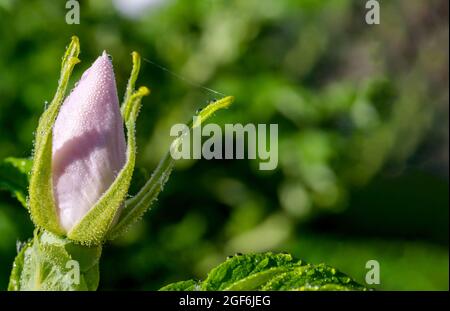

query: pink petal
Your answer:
[52,51,126,233]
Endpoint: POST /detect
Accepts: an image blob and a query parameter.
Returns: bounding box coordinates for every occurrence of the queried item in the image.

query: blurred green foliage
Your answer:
[0,0,448,290]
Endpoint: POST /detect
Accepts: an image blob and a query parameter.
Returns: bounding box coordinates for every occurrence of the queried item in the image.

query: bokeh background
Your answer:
[0,0,448,290]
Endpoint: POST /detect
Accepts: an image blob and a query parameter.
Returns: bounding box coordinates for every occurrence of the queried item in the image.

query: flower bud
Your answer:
[29,37,147,244]
[51,51,126,232]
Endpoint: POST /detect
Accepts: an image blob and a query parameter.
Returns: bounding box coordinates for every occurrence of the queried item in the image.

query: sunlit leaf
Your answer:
[160,252,366,291]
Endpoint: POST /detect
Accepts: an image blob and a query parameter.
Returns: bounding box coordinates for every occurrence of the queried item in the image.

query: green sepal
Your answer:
[121,51,141,120]
[67,52,150,245]
[107,96,234,240]
[8,229,102,291]
[28,36,80,236]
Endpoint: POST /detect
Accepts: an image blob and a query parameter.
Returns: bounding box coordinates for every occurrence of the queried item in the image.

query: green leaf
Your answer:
[7,239,32,291]
[160,252,367,291]
[67,52,149,245]
[260,263,365,291]
[159,279,201,291]
[8,230,102,291]
[28,36,80,236]
[0,157,32,207]
[203,252,302,290]
[108,95,234,240]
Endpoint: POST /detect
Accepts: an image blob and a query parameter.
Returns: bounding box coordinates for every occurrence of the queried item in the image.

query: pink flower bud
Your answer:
[52,51,126,233]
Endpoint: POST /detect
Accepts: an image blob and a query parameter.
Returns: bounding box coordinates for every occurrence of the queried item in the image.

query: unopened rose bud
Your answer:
[51,51,126,232]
